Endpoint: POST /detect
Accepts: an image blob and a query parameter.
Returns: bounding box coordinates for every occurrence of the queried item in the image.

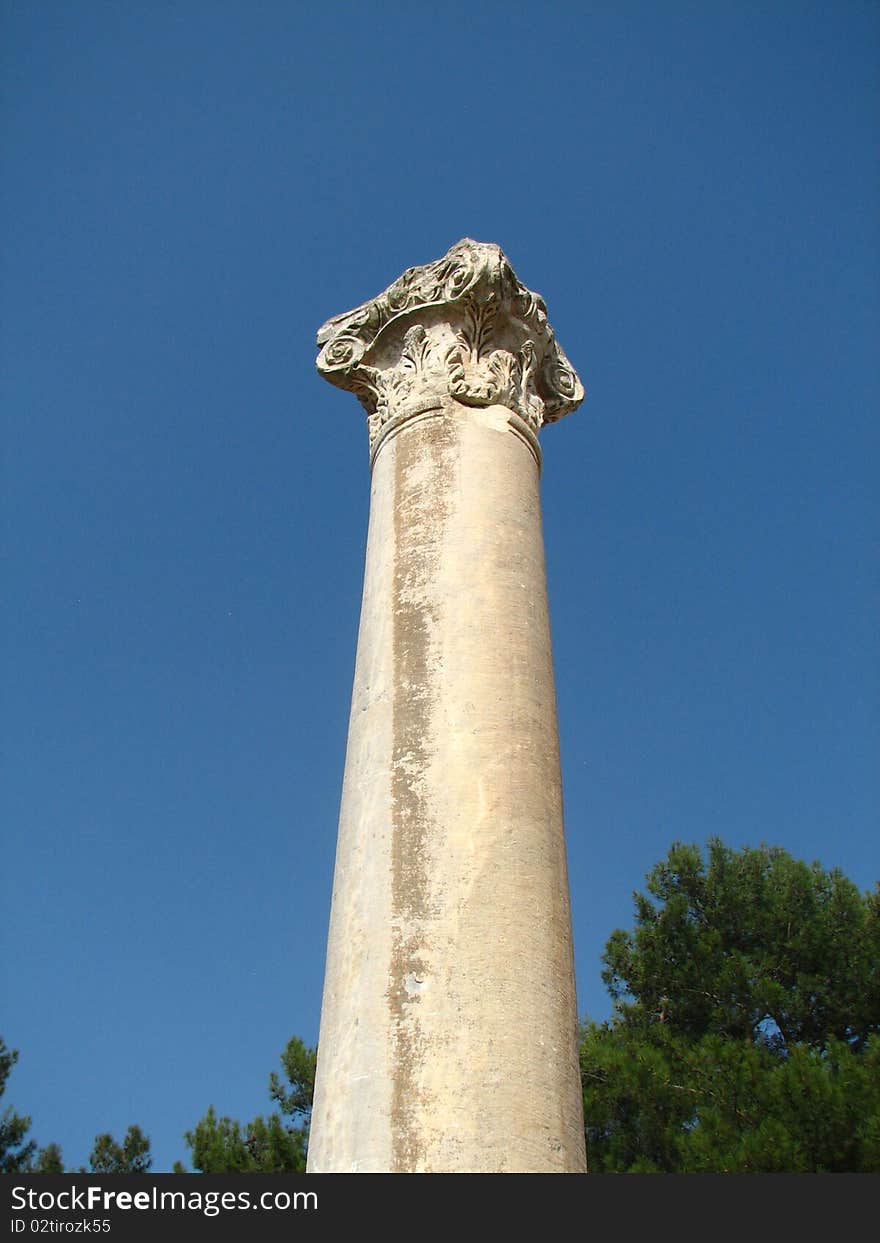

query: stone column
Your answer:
[308,240,586,1173]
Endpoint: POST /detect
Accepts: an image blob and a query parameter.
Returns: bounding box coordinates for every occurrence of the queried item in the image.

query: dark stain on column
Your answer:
[388,410,455,1172]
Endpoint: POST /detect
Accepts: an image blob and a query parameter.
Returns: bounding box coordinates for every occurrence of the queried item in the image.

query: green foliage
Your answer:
[582,839,880,1172]
[31,1143,65,1174]
[602,838,879,1048]
[178,1106,308,1174]
[269,1037,316,1122]
[87,1125,152,1174]
[2,1033,156,1173]
[179,1037,316,1173]
[0,1038,37,1174]
[0,1038,63,1173]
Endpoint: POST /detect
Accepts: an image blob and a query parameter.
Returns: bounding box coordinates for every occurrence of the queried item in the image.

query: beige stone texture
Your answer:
[308,242,586,1173]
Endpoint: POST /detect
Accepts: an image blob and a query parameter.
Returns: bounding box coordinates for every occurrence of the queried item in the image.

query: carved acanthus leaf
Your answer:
[316,239,584,447]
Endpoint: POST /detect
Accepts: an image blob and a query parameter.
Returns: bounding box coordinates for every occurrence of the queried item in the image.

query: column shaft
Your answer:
[308,401,585,1172]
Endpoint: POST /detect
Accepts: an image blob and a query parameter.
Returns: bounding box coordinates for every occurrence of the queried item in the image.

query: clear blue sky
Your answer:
[2,1,877,1173]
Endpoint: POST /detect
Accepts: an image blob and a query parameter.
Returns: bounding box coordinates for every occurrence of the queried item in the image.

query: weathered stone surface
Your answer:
[316,238,584,448]
[308,243,586,1173]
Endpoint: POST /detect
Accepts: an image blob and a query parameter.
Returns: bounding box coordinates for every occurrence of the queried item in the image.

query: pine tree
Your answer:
[581,839,880,1171]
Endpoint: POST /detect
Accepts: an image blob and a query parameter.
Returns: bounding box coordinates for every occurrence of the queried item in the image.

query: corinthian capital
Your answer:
[316,239,584,449]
